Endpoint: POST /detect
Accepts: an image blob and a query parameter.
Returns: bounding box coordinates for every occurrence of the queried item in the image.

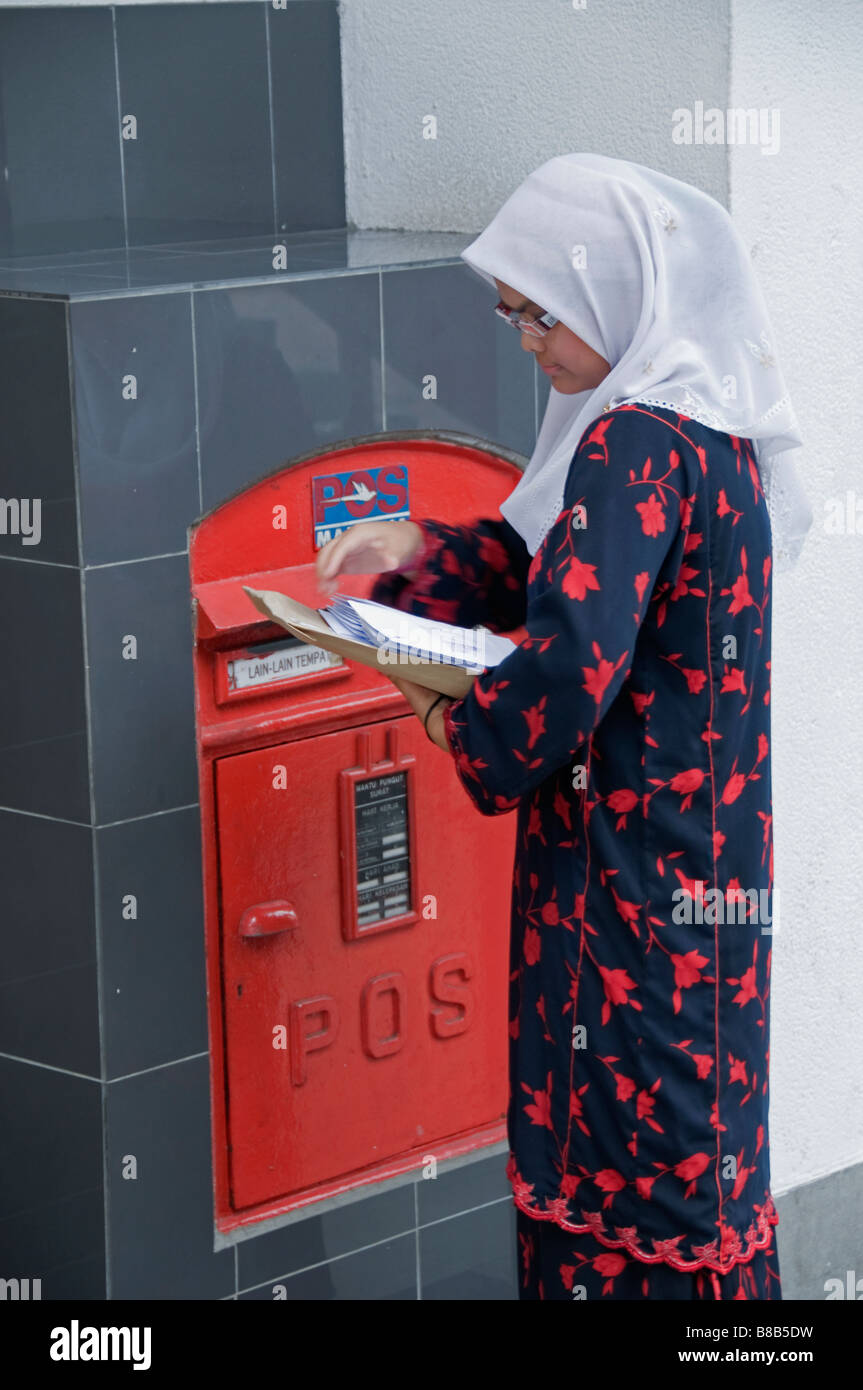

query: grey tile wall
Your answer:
[419,1198,517,1300]
[83,555,199,824]
[0,2,345,259]
[0,248,536,1300]
[232,1157,518,1300]
[382,264,538,460]
[97,808,208,1081]
[0,557,89,822]
[236,1184,416,1289]
[117,4,274,247]
[238,1232,418,1300]
[0,1188,106,1300]
[0,1057,105,1299]
[0,297,78,564]
[72,294,199,567]
[105,1055,233,1299]
[270,1,346,233]
[0,7,124,256]
[0,814,97,1075]
[194,273,383,510]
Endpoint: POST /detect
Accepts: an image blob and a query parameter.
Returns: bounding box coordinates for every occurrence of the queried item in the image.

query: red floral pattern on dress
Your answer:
[371,404,777,1277]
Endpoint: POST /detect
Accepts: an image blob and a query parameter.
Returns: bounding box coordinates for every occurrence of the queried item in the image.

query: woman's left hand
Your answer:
[387,676,452,751]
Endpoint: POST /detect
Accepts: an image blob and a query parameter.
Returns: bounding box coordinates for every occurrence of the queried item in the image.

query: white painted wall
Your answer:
[729,0,863,1194]
[341,0,730,228]
[340,0,863,1198]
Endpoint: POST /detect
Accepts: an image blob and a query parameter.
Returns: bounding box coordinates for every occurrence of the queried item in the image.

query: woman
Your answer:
[316,154,812,1300]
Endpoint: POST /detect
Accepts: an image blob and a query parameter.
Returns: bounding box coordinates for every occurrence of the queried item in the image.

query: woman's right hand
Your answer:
[315,520,424,590]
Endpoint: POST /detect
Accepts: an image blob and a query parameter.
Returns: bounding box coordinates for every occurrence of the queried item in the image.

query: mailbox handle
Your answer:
[238,900,299,939]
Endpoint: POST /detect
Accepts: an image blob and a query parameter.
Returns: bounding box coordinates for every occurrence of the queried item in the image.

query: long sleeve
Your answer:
[441,408,696,815]
[369,515,530,634]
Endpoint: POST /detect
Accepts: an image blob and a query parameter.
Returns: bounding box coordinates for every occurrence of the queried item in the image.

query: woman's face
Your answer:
[494,278,611,395]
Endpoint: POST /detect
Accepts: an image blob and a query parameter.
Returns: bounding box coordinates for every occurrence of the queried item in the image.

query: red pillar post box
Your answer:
[189,431,525,1233]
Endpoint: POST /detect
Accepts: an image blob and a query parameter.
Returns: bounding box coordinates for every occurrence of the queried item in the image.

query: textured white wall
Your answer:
[341,0,730,229]
[339,0,863,1198]
[729,0,863,1194]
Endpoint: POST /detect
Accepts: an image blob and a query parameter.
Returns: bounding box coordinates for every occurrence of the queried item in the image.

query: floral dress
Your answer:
[370,403,780,1299]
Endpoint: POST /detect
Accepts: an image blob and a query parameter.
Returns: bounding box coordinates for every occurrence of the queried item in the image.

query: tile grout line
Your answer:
[190,293,203,515]
[0,554,80,569]
[63,285,111,1296]
[3,961,101,989]
[0,1185,104,1228]
[0,1047,210,1085]
[264,2,278,239]
[86,548,188,571]
[378,269,387,431]
[0,800,199,829]
[0,805,90,828]
[0,731,87,755]
[91,816,110,1299]
[0,258,470,310]
[0,1051,102,1084]
[110,5,129,252]
[233,1194,513,1298]
[98,801,200,829]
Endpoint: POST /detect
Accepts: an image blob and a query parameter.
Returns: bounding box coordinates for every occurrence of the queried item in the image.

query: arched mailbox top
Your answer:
[189,430,526,586]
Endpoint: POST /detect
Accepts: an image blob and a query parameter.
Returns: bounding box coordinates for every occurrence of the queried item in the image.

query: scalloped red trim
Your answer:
[507,1155,779,1275]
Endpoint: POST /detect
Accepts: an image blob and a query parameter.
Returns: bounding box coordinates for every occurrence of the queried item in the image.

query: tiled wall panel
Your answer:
[0,2,346,259]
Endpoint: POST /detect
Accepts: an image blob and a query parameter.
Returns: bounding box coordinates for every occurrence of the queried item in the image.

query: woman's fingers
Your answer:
[315,524,377,582]
[315,521,418,583]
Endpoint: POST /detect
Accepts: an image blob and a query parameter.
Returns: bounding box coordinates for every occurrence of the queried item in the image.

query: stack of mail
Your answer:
[319,595,516,671]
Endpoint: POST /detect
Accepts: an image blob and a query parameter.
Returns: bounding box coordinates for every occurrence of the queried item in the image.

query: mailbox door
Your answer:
[215,715,514,1211]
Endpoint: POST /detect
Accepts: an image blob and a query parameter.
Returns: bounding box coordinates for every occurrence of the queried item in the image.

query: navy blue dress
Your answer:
[371,404,780,1297]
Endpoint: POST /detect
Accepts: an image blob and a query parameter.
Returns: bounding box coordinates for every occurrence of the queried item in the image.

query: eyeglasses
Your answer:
[494,298,559,338]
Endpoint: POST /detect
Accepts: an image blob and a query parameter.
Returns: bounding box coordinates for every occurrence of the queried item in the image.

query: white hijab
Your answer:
[460,153,812,568]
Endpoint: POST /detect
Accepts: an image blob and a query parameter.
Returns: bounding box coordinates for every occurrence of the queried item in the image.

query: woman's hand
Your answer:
[315,519,424,592]
[314,523,451,746]
[315,522,450,743]
[388,676,452,752]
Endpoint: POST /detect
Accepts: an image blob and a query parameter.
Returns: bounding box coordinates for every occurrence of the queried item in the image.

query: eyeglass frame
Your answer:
[494,298,559,338]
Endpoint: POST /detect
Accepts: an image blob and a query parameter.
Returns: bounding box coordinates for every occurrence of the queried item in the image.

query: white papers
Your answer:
[243,585,481,697]
[319,595,516,672]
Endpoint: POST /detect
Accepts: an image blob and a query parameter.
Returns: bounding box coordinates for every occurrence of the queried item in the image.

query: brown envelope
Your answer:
[243,586,477,698]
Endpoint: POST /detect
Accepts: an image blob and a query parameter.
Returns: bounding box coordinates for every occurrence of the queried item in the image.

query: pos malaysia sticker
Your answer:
[311,464,410,548]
